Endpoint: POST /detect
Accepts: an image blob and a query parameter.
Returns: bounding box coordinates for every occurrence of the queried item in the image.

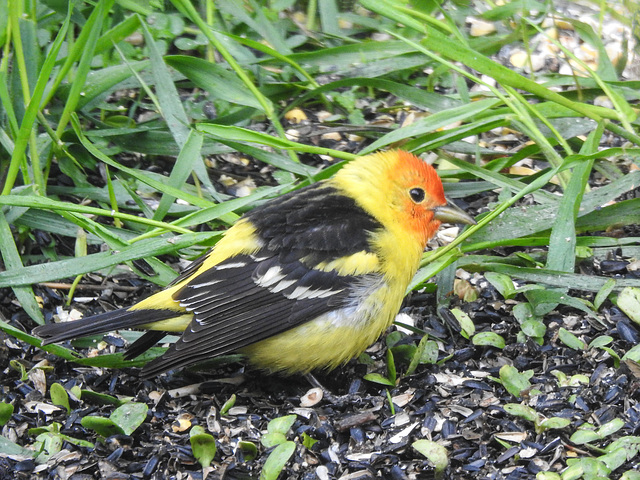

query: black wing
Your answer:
[141,183,383,376]
[249,183,382,260]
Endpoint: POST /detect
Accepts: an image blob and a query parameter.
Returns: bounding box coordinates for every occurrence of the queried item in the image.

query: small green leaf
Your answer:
[551,370,567,385]
[528,289,601,322]
[262,414,296,448]
[238,441,257,461]
[420,340,440,365]
[260,441,296,480]
[29,423,60,436]
[220,394,236,415]
[551,370,589,387]
[597,418,625,437]
[472,332,505,349]
[499,365,533,398]
[503,403,538,422]
[70,385,82,399]
[524,289,561,316]
[623,344,640,362]
[621,470,640,480]
[558,327,587,350]
[406,334,429,376]
[512,302,536,324]
[302,432,318,449]
[190,425,217,468]
[594,278,616,310]
[261,432,288,448]
[537,417,570,431]
[484,272,516,299]
[28,422,94,450]
[521,318,546,339]
[588,335,613,349]
[563,457,611,479]
[451,308,475,339]
[363,373,396,386]
[601,436,640,470]
[50,383,71,413]
[34,431,64,462]
[358,352,376,365]
[385,330,404,347]
[10,360,28,381]
[0,435,35,458]
[604,435,640,454]
[616,287,640,324]
[0,402,14,427]
[81,416,123,437]
[386,348,397,384]
[80,389,124,406]
[412,439,449,475]
[110,402,148,436]
[267,415,296,436]
[570,419,625,445]
[600,446,631,471]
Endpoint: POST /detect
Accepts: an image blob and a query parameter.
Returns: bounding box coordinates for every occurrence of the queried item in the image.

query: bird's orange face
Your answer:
[388,151,447,247]
[330,150,460,250]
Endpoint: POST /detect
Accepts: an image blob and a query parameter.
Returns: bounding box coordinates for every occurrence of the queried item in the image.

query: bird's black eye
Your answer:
[409,187,426,203]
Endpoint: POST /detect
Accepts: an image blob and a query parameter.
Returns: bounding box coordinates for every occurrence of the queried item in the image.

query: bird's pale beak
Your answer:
[433,203,476,225]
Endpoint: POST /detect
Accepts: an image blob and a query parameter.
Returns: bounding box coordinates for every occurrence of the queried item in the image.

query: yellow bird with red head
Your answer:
[35,150,475,377]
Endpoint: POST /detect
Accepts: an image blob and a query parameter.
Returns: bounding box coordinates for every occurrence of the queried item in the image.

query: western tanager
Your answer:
[35,150,475,377]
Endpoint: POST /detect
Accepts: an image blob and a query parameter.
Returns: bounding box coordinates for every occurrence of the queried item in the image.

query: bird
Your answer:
[34,150,475,378]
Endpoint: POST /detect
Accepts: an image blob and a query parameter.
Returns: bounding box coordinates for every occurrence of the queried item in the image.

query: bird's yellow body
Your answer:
[35,150,475,377]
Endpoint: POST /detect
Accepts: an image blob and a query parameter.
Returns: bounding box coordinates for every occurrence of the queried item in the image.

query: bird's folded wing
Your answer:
[141,252,367,375]
[142,183,385,375]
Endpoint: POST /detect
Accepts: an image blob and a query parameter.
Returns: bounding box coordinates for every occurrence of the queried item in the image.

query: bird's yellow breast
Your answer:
[241,278,404,374]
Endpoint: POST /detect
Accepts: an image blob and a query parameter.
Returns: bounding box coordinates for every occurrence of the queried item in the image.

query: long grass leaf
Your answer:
[0,211,44,324]
[361,0,620,124]
[463,263,640,292]
[360,99,500,154]
[0,195,192,234]
[138,19,219,200]
[546,124,602,272]
[56,0,115,136]
[165,56,263,110]
[0,232,218,288]
[153,130,204,223]
[71,115,241,226]
[196,123,357,161]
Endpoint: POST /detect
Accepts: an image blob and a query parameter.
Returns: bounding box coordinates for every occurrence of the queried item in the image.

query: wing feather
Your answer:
[141,183,385,375]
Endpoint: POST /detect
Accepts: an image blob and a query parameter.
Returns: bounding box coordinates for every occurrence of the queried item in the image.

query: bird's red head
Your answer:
[385,150,448,246]
[332,150,450,248]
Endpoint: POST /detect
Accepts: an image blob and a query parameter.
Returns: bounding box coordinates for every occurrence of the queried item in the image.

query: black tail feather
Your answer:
[34,308,179,345]
[123,330,168,360]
